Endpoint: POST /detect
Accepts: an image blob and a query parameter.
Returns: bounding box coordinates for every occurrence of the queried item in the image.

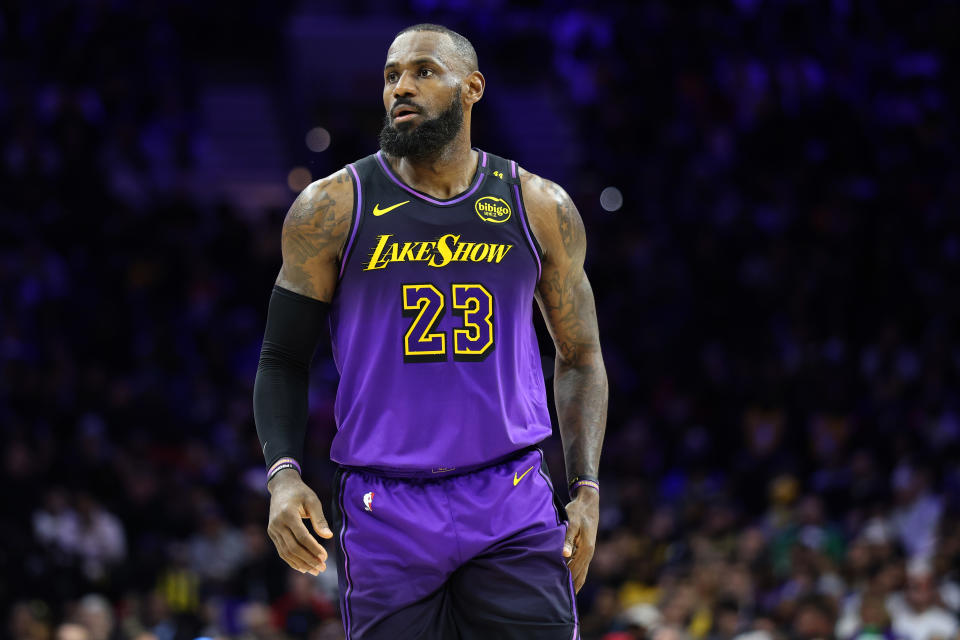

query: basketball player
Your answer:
[254,24,607,639]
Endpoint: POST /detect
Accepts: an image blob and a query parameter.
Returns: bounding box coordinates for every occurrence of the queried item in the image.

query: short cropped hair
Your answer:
[394,23,479,74]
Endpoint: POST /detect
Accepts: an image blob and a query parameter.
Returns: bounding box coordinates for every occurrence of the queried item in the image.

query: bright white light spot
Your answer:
[305,127,331,152]
[287,167,312,192]
[600,186,623,212]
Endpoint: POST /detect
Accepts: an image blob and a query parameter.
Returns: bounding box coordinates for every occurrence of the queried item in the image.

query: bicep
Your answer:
[519,168,602,364]
[536,262,602,365]
[276,170,353,302]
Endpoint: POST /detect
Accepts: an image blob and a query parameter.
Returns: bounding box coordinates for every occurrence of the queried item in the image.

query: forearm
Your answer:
[252,285,329,468]
[254,345,310,466]
[554,352,608,485]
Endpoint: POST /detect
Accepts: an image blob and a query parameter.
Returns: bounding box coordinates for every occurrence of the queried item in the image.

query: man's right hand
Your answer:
[266,468,333,575]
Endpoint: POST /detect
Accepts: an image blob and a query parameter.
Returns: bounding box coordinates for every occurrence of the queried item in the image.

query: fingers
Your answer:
[272,526,317,573]
[304,494,334,540]
[563,520,580,558]
[566,542,593,593]
[268,508,329,574]
[568,539,590,591]
[268,528,319,574]
[289,513,327,558]
[572,559,589,593]
[564,518,594,593]
[562,498,599,592]
[288,521,328,571]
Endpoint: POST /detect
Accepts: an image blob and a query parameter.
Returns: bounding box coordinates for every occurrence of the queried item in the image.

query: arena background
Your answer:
[2,1,960,639]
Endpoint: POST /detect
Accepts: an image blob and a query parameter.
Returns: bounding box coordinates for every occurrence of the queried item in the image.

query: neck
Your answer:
[386,130,477,200]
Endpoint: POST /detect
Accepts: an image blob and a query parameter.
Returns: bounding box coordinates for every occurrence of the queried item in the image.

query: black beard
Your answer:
[379,89,463,161]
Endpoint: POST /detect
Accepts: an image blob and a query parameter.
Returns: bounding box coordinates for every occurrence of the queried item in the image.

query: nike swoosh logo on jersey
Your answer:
[513,465,535,486]
[372,200,410,216]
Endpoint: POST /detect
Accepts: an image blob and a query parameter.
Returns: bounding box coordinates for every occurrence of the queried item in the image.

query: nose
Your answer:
[393,70,417,98]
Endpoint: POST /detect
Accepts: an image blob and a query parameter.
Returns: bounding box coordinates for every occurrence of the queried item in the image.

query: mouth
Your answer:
[392,105,421,123]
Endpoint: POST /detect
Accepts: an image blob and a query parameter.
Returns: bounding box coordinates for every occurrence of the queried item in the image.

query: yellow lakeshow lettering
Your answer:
[469,244,489,262]
[488,244,512,262]
[397,242,417,262]
[452,242,475,262]
[429,233,458,268]
[414,241,435,261]
[364,234,393,270]
[362,233,514,271]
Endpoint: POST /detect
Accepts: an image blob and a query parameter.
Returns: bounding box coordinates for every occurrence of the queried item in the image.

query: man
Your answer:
[889,560,958,640]
[254,23,607,639]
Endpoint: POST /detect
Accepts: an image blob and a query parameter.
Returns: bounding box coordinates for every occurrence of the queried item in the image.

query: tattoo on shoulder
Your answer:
[279,171,352,298]
[541,178,584,260]
[521,170,584,260]
[555,192,583,259]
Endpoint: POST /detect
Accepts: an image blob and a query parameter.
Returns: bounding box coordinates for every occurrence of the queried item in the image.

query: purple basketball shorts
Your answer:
[329,447,579,639]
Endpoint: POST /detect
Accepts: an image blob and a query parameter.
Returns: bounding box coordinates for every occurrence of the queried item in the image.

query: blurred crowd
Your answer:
[2,1,959,640]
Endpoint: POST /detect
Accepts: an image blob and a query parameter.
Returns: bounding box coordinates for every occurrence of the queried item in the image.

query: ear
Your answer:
[463,70,485,106]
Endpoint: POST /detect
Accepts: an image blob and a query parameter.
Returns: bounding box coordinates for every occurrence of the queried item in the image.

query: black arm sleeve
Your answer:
[253,285,330,468]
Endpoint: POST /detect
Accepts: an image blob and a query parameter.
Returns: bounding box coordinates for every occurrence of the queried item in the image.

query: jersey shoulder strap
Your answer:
[480,151,544,265]
[478,151,519,185]
[348,151,382,190]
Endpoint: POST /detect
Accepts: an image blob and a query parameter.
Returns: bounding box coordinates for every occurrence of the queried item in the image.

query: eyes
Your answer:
[385,67,435,84]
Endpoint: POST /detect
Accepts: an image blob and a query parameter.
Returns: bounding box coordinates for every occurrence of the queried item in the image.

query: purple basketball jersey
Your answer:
[328,150,551,474]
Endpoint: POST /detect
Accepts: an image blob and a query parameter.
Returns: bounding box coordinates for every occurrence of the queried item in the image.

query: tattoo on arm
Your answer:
[520,171,581,261]
[277,171,352,301]
[526,175,608,485]
[535,182,595,364]
[539,269,608,482]
[556,195,580,259]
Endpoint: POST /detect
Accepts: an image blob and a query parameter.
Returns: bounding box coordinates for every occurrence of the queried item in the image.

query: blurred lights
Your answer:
[305,127,331,152]
[600,186,623,212]
[287,167,312,192]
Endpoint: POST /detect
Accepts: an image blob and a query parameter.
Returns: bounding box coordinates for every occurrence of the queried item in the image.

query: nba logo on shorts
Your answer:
[363,491,374,511]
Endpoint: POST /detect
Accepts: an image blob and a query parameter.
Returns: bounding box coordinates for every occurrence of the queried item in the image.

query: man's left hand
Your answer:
[562,490,599,592]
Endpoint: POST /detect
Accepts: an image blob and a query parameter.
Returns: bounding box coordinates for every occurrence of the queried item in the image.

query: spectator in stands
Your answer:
[792,595,838,640]
[890,466,943,561]
[651,626,692,640]
[75,595,118,640]
[187,507,247,585]
[889,560,958,640]
[707,598,745,640]
[71,497,127,583]
[33,488,77,554]
[54,624,89,640]
[271,573,336,640]
[842,591,896,640]
[238,603,284,640]
[8,602,52,640]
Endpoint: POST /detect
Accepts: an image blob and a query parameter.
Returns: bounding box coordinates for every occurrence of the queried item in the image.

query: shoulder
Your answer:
[518,166,585,263]
[276,168,357,299]
[283,168,355,234]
